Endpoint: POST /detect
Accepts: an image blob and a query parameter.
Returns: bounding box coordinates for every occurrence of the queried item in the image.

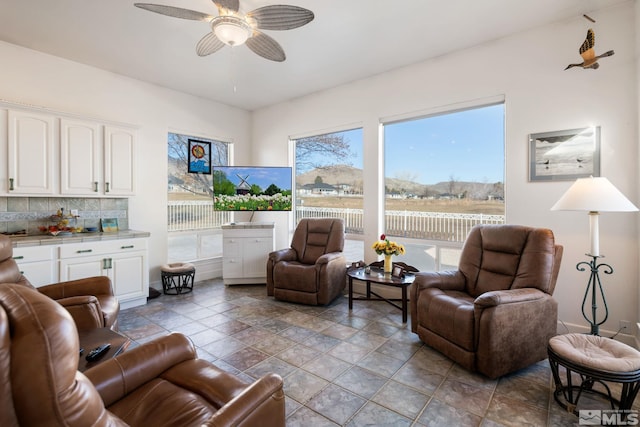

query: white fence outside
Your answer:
[168,201,505,243]
[168,200,232,231]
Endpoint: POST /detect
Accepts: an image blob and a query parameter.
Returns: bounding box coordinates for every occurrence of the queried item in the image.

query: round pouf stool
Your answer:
[161,262,195,295]
[548,333,640,418]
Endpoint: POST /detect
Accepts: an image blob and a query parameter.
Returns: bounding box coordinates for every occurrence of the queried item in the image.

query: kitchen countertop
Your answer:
[8,230,150,247]
[221,222,274,229]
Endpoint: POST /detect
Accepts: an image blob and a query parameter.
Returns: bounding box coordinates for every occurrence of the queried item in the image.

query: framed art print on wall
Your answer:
[188,139,211,174]
[529,127,600,181]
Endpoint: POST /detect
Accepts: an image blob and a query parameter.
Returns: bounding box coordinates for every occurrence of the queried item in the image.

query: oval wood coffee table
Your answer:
[347,266,415,323]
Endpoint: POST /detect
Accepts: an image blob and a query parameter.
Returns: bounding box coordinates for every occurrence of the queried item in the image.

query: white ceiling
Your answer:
[0,0,628,111]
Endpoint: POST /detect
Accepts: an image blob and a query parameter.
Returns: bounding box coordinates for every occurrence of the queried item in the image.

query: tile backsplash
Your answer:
[0,197,128,235]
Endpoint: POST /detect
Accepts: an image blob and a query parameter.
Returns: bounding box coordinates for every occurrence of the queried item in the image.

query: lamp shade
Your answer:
[551,176,638,256]
[551,176,638,212]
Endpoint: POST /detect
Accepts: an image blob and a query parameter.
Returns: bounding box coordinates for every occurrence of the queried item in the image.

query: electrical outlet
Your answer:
[620,320,632,332]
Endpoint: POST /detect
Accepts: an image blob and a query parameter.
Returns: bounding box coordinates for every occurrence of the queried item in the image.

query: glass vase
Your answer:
[384,254,393,275]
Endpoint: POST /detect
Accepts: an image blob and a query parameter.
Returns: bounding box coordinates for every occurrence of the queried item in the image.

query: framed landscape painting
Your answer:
[529,127,600,181]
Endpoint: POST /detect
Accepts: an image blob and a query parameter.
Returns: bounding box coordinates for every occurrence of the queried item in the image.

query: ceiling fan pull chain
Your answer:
[230,47,238,93]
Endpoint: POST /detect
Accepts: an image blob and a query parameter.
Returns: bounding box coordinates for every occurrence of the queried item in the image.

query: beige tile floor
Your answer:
[117,279,628,426]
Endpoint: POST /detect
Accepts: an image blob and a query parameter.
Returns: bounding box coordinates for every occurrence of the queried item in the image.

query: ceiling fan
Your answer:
[134,0,314,62]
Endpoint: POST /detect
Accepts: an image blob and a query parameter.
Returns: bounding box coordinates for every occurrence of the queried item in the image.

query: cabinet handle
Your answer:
[105,182,110,193]
[94,181,99,192]
[76,249,93,253]
[102,258,113,269]
[121,245,134,249]
[9,178,14,191]
[12,255,24,260]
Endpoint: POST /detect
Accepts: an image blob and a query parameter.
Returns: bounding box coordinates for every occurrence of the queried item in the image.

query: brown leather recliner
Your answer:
[0,234,119,331]
[267,218,347,305]
[0,283,285,427]
[410,224,563,379]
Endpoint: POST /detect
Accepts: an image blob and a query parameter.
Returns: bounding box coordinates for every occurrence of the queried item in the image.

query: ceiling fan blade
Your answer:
[246,31,286,62]
[196,32,225,56]
[134,3,213,21]
[212,0,240,13]
[247,5,314,30]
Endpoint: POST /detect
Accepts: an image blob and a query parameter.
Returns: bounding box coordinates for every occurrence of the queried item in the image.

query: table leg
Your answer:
[348,276,353,310]
[366,281,371,299]
[402,286,408,323]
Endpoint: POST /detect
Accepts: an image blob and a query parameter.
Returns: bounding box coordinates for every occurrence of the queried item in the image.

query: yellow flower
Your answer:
[372,234,405,256]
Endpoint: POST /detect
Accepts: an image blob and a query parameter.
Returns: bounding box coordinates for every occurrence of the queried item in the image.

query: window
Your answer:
[167,132,230,262]
[383,103,505,270]
[293,128,364,261]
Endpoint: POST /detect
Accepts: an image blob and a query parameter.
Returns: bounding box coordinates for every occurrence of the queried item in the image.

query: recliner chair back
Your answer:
[459,224,562,298]
[291,218,345,264]
[0,236,34,288]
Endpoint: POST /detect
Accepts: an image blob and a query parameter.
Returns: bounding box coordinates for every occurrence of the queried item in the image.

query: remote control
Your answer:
[85,343,111,362]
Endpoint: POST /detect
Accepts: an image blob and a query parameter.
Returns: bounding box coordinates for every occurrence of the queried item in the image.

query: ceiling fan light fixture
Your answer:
[212,15,252,46]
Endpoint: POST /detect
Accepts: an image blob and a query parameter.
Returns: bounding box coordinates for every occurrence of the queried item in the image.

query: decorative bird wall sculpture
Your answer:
[565,28,614,70]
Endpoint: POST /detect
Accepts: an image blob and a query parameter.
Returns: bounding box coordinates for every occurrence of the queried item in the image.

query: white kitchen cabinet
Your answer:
[60,121,136,196]
[60,118,101,195]
[13,245,57,287]
[3,105,137,197]
[7,110,55,194]
[222,223,275,285]
[59,238,148,308]
[104,125,136,196]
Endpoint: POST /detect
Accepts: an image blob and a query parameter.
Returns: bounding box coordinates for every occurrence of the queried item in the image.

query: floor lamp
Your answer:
[551,176,638,335]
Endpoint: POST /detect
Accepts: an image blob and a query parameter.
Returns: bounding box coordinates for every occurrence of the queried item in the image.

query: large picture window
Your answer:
[383,103,505,270]
[293,128,364,261]
[167,132,230,262]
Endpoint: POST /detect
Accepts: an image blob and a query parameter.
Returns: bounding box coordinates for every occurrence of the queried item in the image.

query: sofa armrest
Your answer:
[268,248,297,264]
[413,270,465,293]
[267,248,298,295]
[202,373,285,427]
[474,288,546,308]
[84,333,197,406]
[410,270,465,333]
[38,276,114,299]
[55,295,104,330]
[315,251,345,265]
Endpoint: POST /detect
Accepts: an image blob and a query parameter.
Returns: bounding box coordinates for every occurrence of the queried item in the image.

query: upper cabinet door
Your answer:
[60,118,101,195]
[104,125,136,196]
[7,110,55,194]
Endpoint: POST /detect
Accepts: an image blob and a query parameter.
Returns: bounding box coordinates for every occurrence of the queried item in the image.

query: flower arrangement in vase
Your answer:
[372,234,405,274]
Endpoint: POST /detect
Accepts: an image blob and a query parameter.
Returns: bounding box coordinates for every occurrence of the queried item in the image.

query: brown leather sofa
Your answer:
[267,218,347,305]
[0,234,119,331]
[0,283,285,427]
[410,224,563,379]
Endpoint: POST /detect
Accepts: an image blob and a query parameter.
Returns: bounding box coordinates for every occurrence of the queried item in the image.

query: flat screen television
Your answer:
[213,166,293,211]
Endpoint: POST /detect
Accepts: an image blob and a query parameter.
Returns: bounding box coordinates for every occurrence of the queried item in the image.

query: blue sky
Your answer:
[333,104,504,185]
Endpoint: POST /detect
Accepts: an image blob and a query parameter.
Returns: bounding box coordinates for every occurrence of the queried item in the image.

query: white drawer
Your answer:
[223,228,273,239]
[13,246,55,263]
[59,238,148,259]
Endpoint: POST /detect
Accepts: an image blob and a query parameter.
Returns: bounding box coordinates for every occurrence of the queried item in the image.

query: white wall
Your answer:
[0,40,251,284]
[251,2,639,338]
